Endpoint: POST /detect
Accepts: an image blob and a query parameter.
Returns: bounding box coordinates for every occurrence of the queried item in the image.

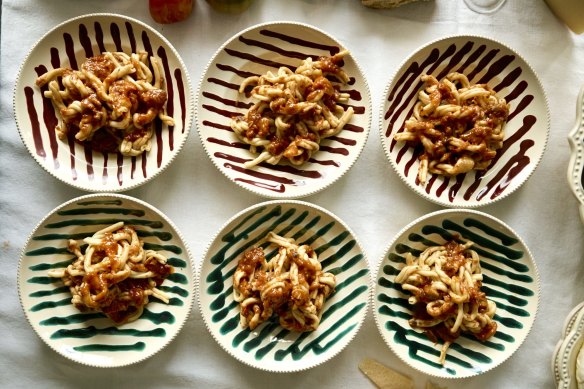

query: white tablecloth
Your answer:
[1,0,583,387]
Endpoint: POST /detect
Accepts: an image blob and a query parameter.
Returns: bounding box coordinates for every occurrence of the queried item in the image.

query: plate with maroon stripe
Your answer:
[380,35,549,208]
[13,13,193,192]
[197,21,371,199]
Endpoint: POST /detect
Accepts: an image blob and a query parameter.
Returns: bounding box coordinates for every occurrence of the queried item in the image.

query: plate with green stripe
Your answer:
[198,200,370,372]
[373,209,539,379]
[17,193,195,367]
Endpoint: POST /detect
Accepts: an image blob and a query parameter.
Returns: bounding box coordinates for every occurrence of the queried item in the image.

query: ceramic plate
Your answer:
[380,35,549,207]
[198,200,370,372]
[553,302,584,388]
[197,21,371,199]
[13,13,193,192]
[18,194,195,367]
[568,85,584,223]
[373,209,539,378]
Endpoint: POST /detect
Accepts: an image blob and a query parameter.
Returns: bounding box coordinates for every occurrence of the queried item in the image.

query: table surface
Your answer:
[2,0,584,388]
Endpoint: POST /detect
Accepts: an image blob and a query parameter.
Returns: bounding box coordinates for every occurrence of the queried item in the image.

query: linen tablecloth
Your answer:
[1,0,583,387]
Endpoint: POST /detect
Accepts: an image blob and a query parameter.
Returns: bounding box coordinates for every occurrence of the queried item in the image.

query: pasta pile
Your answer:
[230,50,354,168]
[48,221,174,324]
[36,51,174,156]
[394,72,509,184]
[232,231,336,332]
[395,240,497,365]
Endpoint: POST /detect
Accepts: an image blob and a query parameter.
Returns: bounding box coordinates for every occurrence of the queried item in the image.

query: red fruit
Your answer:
[149,0,194,24]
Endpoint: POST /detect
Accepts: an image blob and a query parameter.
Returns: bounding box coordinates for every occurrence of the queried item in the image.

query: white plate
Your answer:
[553,302,584,388]
[198,200,370,372]
[13,13,194,192]
[380,35,549,207]
[568,84,584,223]
[197,21,371,199]
[18,194,195,367]
[373,209,540,378]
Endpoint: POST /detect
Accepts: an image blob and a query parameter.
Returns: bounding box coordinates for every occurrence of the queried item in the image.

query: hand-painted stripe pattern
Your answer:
[374,211,539,378]
[198,22,371,198]
[381,36,548,207]
[18,195,194,367]
[199,201,369,372]
[14,14,193,192]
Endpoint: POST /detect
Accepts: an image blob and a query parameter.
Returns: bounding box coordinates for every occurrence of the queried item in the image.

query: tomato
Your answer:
[149,0,194,24]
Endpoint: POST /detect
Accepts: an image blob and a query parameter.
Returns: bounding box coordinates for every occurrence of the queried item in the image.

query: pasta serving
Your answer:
[48,221,174,324]
[395,239,497,365]
[394,72,509,184]
[230,50,354,168]
[232,231,336,332]
[36,51,174,156]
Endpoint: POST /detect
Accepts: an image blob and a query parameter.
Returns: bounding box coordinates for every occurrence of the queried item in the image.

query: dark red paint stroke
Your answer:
[94,22,106,54]
[157,46,174,150]
[126,22,137,53]
[507,94,534,122]
[343,123,364,133]
[259,29,340,56]
[309,158,340,167]
[63,33,77,70]
[494,67,522,93]
[84,144,94,180]
[327,136,356,146]
[79,23,93,58]
[319,145,348,156]
[207,137,248,149]
[174,69,187,134]
[463,115,536,200]
[111,22,122,52]
[435,176,450,198]
[403,148,417,176]
[24,86,45,158]
[131,156,137,179]
[338,103,365,114]
[155,119,164,168]
[66,132,78,180]
[203,120,233,132]
[235,177,285,193]
[239,36,315,61]
[455,44,486,74]
[203,104,238,118]
[102,152,109,185]
[117,153,123,186]
[50,48,60,68]
[141,153,148,178]
[425,175,437,193]
[34,66,59,167]
[448,174,466,202]
[504,80,528,104]
[203,91,253,109]
[216,63,258,78]
[476,139,534,201]
[142,31,154,60]
[208,77,239,91]
[225,48,292,70]
[476,55,515,85]
[467,49,499,81]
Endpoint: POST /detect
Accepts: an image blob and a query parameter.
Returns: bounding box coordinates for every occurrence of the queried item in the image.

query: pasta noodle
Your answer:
[36,51,174,156]
[232,231,336,332]
[230,51,354,168]
[47,221,174,324]
[395,239,497,365]
[394,72,509,184]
